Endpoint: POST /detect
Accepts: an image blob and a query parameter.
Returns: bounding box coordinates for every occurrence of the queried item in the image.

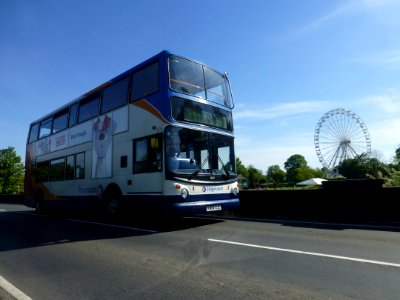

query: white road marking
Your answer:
[208,238,400,268]
[0,276,32,300]
[66,218,158,234]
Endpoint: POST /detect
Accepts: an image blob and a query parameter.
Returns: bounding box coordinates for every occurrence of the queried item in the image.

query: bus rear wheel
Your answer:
[106,197,120,215]
[103,190,122,219]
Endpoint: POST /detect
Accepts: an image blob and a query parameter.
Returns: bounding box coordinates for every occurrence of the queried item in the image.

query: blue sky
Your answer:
[1,0,400,172]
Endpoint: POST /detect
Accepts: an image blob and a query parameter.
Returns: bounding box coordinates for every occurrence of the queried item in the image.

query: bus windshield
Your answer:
[165,126,236,181]
[169,56,233,108]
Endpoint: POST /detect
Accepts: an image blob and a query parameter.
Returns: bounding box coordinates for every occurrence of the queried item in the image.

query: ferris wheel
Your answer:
[314,108,371,170]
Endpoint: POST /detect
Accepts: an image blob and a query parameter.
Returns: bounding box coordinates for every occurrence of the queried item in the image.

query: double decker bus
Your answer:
[24,50,239,217]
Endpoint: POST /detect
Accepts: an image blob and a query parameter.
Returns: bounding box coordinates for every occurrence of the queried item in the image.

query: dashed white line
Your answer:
[208,238,400,268]
[0,276,32,300]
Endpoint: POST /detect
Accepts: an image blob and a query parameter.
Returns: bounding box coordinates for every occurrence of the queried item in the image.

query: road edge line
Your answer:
[0,276,32,300]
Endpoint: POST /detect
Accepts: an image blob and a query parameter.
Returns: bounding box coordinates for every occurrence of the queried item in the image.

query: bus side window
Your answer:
[65,155,75,180]
[36,161,49,182]
[29,123,40,143]
[133,135,162,173]
[50,158,65,181]
[39,118,53,139]
[78,95,100,124]
[131,62,159,101]
[75,152,85,179]
[69,103,78,127]
[52,109,69,134]
[101,77,129,114]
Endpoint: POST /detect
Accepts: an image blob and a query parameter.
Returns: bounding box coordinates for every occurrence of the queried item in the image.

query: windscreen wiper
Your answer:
[217,154,231,179]
[188,153,209,180]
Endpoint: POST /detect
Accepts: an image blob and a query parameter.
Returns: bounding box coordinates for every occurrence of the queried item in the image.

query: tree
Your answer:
[247,165,265,189]
[384,168,400,186]
[284,154,309,183]
[394,145,400,166]
[266,165,286,186]
[0,147,24,194]
[284,154,307,171]
[287,166,315,184]
[236,157,248,177]
[337,153,389,179]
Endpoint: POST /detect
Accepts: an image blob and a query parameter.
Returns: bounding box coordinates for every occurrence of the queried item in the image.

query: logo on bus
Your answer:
[202,186,223,193]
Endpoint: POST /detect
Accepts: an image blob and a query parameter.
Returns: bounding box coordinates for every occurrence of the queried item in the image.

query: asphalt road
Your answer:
[1,203,400,299]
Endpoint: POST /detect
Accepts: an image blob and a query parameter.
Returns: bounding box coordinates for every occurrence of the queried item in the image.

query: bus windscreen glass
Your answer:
[169,56,233,108]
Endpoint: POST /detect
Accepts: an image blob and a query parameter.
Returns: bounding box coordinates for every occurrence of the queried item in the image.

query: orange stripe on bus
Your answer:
[133,99,169,124]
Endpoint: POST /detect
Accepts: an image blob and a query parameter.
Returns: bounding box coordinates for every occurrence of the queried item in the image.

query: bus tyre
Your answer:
[104,193,121,219]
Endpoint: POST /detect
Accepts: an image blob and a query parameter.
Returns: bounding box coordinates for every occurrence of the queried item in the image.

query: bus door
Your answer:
[131,134,163,193]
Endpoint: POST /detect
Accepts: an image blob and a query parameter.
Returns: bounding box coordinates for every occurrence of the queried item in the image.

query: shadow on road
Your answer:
[0,207,222,253]
[233,212,400,233]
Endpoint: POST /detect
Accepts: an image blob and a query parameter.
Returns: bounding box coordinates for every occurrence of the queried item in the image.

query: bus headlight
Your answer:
[231,186,239,196]
[181,188,189,200]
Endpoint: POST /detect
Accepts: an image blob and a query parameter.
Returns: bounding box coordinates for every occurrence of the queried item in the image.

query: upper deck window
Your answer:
[78,95,100,123]
[29,123,40,143]
[169,56,233,108]
[52,109,69,134]
[169,57,205,99]
[69,103,78,127]
[101,77,129,114]
[131,62,159,101]
[39,118,53,139]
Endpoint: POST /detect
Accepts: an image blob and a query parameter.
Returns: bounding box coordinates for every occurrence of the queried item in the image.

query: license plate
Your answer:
[206,205,222,212]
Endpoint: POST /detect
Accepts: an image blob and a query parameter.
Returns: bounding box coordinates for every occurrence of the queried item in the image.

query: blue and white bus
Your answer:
[24,50,239,217]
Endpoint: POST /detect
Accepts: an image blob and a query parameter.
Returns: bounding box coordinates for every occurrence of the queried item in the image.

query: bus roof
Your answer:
[30,49,173,125]
[29,49,227,125]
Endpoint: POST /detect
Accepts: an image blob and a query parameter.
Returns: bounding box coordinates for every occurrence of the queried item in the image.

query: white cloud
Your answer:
[282,0,397,39]
[359,91,400,113]
[349,51,400,70]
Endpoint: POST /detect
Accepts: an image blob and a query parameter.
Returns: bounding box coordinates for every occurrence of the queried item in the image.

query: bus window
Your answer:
[133,134,162,173]
[50,157,65,181]
[101,77,129,114]
[39,118,53,139]
[65,155,75,180]
[69,103,78,127]
[78,95,99,123]
[131,62,159,101]
[204,67,231,107]
[75,152,85,179]
[52,109,69,134]
[29,123,40,143]
[169,56,205,98]
[36,161,49,182]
